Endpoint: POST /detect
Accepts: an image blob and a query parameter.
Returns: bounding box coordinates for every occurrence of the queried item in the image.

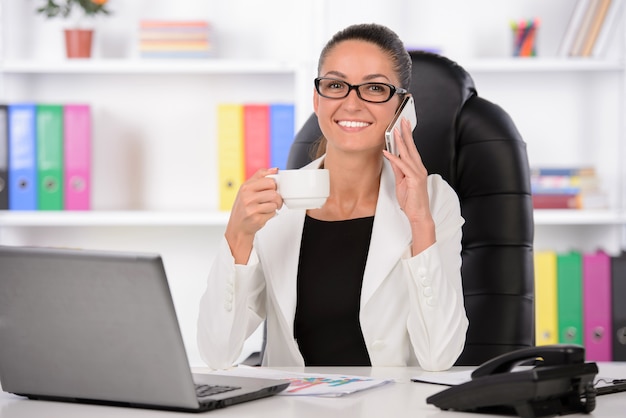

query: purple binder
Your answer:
[583,250,613,361]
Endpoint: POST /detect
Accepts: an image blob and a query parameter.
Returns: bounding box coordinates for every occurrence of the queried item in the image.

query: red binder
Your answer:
[582,250,613,361]
[243,104,270,180]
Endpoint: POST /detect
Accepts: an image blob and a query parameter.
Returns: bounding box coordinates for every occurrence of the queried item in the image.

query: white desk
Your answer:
[1,363,625,417]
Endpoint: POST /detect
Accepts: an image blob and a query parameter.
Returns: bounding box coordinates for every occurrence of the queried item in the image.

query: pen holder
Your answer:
[512,18,539,57]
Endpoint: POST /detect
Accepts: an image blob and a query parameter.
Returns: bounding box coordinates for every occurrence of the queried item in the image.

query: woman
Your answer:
[197,23,468,371]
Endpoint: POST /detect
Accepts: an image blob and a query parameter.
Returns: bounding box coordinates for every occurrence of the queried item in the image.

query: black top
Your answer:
[294,215,375,366]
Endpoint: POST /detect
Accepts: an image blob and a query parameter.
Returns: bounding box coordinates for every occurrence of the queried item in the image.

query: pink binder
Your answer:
[63,104,91,210]
[582,250,613,361]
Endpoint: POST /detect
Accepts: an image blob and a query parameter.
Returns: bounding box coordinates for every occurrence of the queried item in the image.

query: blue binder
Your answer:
[0,104,8,210]
[8,103,37,210]
[269,103,295,170]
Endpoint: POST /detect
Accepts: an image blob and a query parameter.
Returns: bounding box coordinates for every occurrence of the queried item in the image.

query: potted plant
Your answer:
[36,0,112,58]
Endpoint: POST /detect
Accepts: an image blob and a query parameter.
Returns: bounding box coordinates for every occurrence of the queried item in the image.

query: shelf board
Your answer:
[0,58,298,75]
[0,211,230,227]
[533,209,626,225]
[463,57,624,73]
[1,57,622,75]
[1,209,624,227]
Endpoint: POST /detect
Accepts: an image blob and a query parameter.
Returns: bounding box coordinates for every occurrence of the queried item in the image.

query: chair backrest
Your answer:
[286,51,535,365]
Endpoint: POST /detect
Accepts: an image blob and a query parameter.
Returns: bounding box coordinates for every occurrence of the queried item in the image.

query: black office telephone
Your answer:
[426,344,598,418]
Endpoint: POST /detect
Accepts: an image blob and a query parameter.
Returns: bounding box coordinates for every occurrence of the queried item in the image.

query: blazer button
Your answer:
[423,286,433,297]
[426,296,437,307]
[224,301,232,311]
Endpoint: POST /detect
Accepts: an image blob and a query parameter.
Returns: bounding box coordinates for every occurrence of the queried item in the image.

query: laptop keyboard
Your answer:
[195,384,241,398]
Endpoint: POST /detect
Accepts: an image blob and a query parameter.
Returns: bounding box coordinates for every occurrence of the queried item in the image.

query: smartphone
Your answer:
[384,95,418,156]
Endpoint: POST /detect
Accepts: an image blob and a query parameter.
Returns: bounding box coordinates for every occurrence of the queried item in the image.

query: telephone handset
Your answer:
[426,344,598,418]
[471,344,585,378]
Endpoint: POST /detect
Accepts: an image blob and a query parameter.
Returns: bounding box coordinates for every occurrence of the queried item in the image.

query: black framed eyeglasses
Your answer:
[314,77,408,103]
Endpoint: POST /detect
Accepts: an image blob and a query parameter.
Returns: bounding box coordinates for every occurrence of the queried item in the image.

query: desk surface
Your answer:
[1,363,625,417]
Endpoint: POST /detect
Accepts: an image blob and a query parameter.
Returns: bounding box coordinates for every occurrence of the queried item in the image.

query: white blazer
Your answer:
[197,157,468,371]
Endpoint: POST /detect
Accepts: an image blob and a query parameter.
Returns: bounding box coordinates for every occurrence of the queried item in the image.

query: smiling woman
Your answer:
[197,23,468,372]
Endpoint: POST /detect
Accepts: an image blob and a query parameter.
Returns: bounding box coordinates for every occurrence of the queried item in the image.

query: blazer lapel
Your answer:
[255,158,324,336]
[256,208,305,333]
[360,159,412,307]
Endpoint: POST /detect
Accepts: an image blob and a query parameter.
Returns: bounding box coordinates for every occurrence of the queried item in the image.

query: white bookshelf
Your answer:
[463,57,624,73]
[0,210,230,227]
[2,208,624,228]
[0,58,299,75]
[534,210,626,226]
[4,57,622,75]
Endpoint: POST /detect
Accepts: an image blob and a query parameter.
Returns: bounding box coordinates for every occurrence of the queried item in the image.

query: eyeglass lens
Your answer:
[316,78,393,103]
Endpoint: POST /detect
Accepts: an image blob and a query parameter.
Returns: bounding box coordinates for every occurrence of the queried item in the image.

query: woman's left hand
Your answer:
[383,118,436,252]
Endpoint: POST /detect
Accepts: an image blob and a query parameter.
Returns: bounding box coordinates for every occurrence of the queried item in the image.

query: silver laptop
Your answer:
[0,245,289,412]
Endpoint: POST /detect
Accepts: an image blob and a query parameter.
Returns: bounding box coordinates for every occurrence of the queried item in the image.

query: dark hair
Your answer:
[314,23,412,158]
[318,23,412,89]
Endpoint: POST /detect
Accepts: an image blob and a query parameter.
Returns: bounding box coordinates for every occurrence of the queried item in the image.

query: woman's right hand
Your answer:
[224,167,283,264]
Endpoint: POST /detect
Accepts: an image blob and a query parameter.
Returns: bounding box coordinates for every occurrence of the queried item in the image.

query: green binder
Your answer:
[36,104,63,210]
[557,251,583,345]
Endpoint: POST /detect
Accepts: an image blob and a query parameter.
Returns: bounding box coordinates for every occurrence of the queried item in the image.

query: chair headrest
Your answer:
[408,51,476,183]
[408,51,475,104]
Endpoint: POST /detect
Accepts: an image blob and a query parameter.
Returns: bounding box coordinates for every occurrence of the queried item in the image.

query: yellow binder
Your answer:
[534,250,558,345]
[217,104,244,211]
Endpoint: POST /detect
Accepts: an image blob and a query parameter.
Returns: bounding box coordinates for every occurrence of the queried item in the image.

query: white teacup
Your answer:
[267,169,330,209]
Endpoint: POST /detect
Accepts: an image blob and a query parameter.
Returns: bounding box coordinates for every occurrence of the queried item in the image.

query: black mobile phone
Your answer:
[384,95,417,156]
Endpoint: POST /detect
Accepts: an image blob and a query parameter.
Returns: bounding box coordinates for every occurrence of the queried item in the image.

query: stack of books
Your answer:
[558,0,624,57]
[216,103,295,211]
[0,103,91,211]
[138,20,214,59]
[530,166,607,209]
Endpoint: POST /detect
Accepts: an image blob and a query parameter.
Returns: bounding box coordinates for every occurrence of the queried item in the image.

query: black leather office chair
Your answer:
[286,51,535,366]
